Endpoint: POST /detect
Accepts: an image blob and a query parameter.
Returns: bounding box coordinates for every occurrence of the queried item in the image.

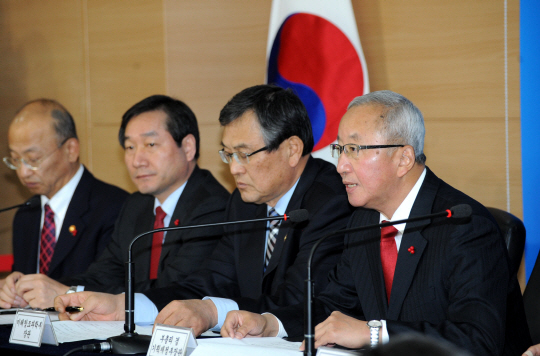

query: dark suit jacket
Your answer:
[12,166,129,280]
[61,166,230,293]
[523,250,540,344]
[274,168,530,356]
[144,156,353,313]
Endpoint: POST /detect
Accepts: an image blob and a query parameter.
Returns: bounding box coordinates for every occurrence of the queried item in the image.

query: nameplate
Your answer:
[9,310,59,347]
[147,323,197,356]
[317,345,361,356]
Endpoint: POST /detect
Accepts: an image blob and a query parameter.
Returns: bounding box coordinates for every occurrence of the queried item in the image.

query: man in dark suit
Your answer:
[2,95,229,309]
[221,90,530,355]
[0,99,128,307]
[55,85,352,335]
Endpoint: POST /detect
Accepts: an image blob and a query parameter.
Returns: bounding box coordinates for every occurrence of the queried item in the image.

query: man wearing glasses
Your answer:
[220,90,530,355]
[1,95,230,310]
[0,99,128,306]
[55,85,352,336]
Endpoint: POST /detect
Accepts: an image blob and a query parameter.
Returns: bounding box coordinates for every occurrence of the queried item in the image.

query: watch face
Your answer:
[368,320,382,328]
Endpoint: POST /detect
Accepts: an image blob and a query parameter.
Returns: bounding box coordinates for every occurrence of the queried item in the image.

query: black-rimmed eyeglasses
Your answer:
[219,146,268,165]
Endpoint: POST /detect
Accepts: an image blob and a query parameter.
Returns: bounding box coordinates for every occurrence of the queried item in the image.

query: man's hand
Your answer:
[154,299,218,336]
[0,272,28,308]
[300,311,370,350]
[221,311,279,339]
[524,344,540,356]
[54,292,125,322]
[15,274,69,309]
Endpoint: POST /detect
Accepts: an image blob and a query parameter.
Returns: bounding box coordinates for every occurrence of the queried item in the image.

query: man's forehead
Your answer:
[221,114,264,150]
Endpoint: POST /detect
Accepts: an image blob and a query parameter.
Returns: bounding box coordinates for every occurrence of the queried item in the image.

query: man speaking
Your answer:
[221,90,530,356]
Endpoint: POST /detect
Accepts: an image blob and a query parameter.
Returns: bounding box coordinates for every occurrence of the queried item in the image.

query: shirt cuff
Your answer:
[381,320,389,344]
[262,313,288,338]
[203,296,239,330]
[133,293,158,325]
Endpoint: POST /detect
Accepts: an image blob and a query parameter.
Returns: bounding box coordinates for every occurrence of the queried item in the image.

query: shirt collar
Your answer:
[154,181,187,217]
[268,178,300,216]
[41,164,84,216]
[379,168,427,234]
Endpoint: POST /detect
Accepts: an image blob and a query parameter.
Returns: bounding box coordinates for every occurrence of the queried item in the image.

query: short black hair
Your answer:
[119,95,200,159]
[219,85,314,155]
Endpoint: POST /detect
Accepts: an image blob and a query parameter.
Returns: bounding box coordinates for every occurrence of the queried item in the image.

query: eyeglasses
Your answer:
[330,143,405,159]
[219,146,268,165]
[3,139,68,171]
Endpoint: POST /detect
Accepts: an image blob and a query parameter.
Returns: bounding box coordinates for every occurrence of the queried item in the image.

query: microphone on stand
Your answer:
[303,204,472,356]
[0,196,40,214]
[103,208,309,354]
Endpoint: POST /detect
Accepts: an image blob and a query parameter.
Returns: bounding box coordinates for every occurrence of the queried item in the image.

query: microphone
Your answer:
[106,209,309,354]
[0,196,40,214]
[303,204,472,356]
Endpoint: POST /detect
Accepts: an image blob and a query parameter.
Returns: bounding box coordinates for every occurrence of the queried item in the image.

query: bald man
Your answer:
[0,99,128,307]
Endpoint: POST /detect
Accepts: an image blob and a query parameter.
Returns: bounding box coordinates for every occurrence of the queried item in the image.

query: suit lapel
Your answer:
[238,204,267,293]
[387,231,427,319]
[159,167,203,266]
[387,168,440,319]
[23,201,42,273]
[48,168,92,275]
[131,198,156,280]
[359,211,389,319]
[263,157,318,277]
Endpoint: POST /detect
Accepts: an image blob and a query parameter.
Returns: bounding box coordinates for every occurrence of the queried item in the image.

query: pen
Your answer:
[44,306,84,313]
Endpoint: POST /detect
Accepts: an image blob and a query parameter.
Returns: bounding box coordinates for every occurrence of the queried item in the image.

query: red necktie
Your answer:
[149,207,166,280]
[380,221,398,303]
[39,204,56,275]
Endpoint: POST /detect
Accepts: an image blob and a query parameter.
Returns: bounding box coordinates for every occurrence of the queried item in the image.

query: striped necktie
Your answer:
[264,208,280,272]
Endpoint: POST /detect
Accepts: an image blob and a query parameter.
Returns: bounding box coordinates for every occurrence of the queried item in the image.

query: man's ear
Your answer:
[181,134,197,162]
[64,138,80,163]
[286,136,304,167]
[396,145,416,178]
[182,134,197,161]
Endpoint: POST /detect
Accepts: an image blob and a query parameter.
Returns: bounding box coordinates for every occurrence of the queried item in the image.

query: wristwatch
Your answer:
[66,286,77,294]
[367,320,382,348]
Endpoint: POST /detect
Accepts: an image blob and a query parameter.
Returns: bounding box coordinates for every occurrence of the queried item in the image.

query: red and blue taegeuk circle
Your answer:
[268,13,366,151]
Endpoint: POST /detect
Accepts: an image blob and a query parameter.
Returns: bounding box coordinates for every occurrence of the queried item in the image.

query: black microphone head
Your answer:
[285,209,309,223]
[27,196,41,209]
[450,204,472,219]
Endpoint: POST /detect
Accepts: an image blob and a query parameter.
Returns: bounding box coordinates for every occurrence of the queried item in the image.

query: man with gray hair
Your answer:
[221,90,530,355]
[0,99,128,307]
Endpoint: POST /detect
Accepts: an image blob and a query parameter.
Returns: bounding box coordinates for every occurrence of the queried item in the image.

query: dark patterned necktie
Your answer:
[149,206,166,280]
[380,221,399,303]
[39,204,56,275]
[264,208,280,272]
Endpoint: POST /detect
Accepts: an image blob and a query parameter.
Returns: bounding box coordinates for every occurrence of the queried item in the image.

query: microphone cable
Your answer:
[62,341,111,355]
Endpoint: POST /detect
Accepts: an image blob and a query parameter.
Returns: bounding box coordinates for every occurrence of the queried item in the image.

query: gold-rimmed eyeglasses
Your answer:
[3,139,69,171]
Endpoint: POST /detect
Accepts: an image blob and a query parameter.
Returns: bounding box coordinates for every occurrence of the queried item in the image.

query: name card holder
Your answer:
[9,310,59,347]
[147,323,197,356]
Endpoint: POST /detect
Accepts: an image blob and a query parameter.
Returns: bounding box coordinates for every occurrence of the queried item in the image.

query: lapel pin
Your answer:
[284,234,287,242]
[174,219,179,226]
[69,225,77,236]
[407,246,415,254]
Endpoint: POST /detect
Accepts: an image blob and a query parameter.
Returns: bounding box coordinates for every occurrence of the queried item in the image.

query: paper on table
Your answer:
[51,321,153,343]
[191,337,302,356]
